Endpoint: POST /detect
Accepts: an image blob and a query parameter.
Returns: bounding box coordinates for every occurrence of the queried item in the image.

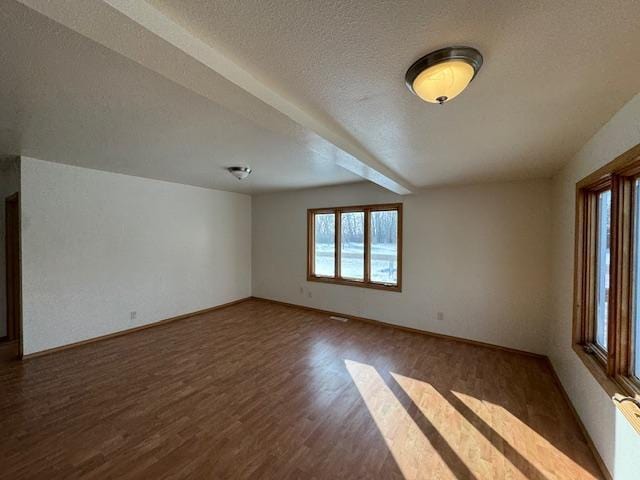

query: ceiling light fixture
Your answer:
[228,166,252,180]
[405,46,483,104]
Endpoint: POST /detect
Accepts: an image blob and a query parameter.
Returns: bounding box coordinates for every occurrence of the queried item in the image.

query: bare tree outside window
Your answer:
[314,213,335,277]
[370,210,398,284]
[340,212,364,280]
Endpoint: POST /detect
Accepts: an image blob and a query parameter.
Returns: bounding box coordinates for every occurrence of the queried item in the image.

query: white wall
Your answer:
[0,156,20,338]
[549,93,640,478]
[253,179,552,355]
[20,157,251,355]
[614,404,640,479]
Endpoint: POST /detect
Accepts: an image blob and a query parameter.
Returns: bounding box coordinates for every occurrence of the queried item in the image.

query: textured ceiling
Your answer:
[0,1,361,194]
[148,0,640,187]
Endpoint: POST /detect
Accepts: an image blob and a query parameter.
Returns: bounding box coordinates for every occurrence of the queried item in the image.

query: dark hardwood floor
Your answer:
[0,299,602,479]
[0,340,19,363]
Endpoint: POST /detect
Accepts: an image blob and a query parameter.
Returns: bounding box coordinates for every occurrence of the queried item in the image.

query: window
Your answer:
[308,204,402,291]
[370,210,399,285]
[340,211,365,280]
[574,143,640,397]
[313,212,335,277]
[633,179,640,379]
[595,190,611,351]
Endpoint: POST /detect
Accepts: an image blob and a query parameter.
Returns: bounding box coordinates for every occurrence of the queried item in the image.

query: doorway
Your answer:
[3,192,21,360]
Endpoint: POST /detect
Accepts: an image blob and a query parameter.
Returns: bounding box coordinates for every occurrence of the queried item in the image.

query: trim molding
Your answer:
[22,297,252,360]
[546,358,612,480]
[251,296,544,359]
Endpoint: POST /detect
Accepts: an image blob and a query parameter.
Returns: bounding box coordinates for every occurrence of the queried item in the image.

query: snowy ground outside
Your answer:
[314,242,397,284]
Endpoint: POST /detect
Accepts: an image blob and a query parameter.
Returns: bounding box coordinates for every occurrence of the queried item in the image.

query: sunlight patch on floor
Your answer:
[451,388,599,479]
[391,372,499,478]
[345,359,460,479]
[393,373,599,480]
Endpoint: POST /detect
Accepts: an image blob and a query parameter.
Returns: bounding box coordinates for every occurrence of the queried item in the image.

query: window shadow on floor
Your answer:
[382,371,551,480]
[343,323,604,478]
[345,359,478,479]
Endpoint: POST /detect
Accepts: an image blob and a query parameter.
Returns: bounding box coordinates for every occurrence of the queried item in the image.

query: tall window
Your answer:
[313,212,335,277]
[633,179,640,379]
[574,143,640,397]
[308,204,402,291]
[595,190,611,351]
[370,210,399,285]
[340,211,365,280]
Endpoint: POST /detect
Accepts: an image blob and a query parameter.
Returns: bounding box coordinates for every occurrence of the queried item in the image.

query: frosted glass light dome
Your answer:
[406,47,483,105]
[412,60,475,104]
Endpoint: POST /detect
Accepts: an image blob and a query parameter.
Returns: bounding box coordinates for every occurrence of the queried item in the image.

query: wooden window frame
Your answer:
[574,143,640,398]
[307,203,402,292]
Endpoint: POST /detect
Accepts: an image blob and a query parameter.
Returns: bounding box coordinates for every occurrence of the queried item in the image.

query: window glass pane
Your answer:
[633,180,640,377]
[595,190,611,350]
[314,213,335,277]
[340,211,364,280]
[370,210,398,284]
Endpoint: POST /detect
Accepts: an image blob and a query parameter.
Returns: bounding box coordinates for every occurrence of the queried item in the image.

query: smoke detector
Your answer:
[227,166,251,180]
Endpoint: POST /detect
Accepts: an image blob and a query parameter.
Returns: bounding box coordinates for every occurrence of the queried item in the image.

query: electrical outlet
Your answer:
[437,312,444,321]
[307,291,312,298]
[130,311,137,321]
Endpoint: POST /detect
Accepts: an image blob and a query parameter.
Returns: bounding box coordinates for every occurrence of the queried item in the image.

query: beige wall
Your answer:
[253,179,552,355]
[20,157,252,355]
[549,93,640,477]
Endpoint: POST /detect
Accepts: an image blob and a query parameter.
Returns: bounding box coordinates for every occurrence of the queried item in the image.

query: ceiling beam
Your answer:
[15,0,413,194]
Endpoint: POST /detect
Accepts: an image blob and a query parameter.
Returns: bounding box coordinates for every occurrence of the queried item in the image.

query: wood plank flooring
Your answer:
[0,299,603,479]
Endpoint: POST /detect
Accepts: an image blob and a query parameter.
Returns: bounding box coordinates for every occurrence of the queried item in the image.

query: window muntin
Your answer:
[340,211,365,281]
[595,190,611,351]
[308,204,402,291]
[313,213,335,277]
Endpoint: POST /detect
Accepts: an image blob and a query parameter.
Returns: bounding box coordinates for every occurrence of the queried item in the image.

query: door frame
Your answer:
[5,192,22,358]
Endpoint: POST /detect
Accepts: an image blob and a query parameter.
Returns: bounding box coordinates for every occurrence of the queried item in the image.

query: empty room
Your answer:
[1,1,640,479]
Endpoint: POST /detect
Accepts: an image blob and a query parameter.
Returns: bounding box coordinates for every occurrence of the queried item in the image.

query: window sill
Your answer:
[573,344,639,398]
[307,275,401,292]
